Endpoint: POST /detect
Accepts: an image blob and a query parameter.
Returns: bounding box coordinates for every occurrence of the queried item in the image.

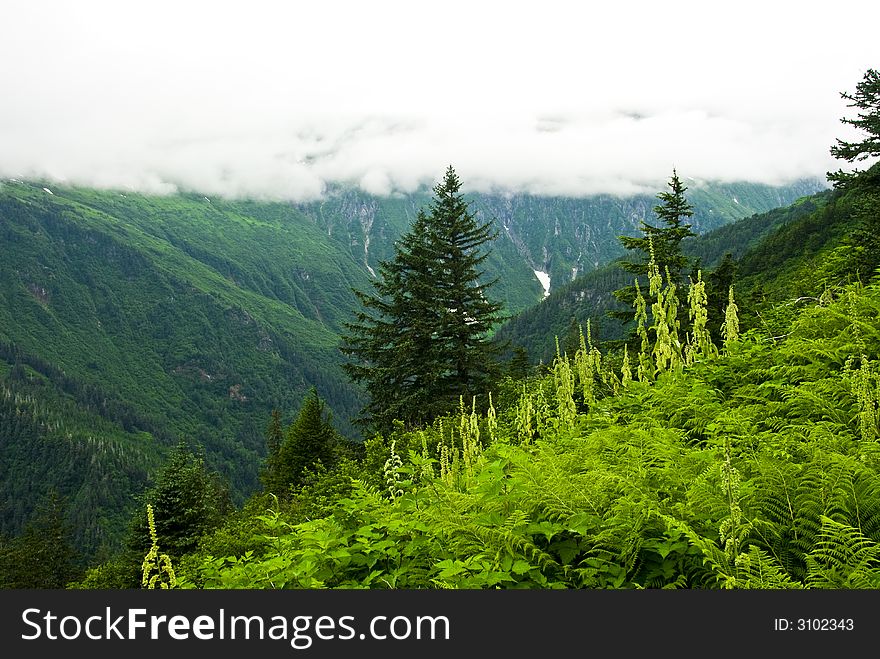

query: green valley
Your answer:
[0,173,834,566]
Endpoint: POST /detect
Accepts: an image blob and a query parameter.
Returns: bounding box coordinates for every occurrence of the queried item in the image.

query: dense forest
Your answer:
[1,68,879,590]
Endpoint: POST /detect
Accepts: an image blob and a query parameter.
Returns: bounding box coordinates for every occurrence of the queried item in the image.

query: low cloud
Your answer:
[0,1,875,200]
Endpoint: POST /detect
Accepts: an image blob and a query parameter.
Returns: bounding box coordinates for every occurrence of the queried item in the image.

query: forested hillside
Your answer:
[101,164,880,590]
[0,184,369,560]
[62,138,880,589]
[495,188,839,364]
[0,176,816,563]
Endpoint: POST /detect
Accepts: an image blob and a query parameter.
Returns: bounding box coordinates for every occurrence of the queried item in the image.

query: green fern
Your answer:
[805,516,880,588]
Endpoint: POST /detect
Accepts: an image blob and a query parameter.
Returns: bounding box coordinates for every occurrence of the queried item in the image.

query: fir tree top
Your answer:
[829,68,880,187]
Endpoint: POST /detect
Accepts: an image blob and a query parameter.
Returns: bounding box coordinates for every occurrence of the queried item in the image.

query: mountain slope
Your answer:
[495,187,839,363]
[0,175,825,559]
[294,178,825,302]
[0,183,372,555]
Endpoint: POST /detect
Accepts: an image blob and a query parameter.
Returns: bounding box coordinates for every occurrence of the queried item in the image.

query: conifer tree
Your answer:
[130,441,232,562]
[619,168,696,285]
[430,167,505,405]
[269,387,338,495]
[507,346,532,380]
[827,69,880,280]
[612,169,696,331]
[341,166,504,433]
[0,490,80,588]
[71,444,232,589]
[266,408,284,456]
[342,210,441,430]
[260,408,286,493]
[828,68,880,186]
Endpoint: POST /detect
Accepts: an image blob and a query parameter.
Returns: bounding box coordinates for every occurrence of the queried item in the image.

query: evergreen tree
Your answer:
[428,167,505,403]
[266,408,284,456]
[129,441,232,563]
[73,442,232,589]
[0,490,80,588]
[828,68,880,186]
[612,169,697,331]
[342,166,504,433]
[267,388,338,496]
[342,210,441,430]
[618,168,696,284]
[845,170,880,281]
[827,69,880,280]
[260,408,286,493]
[507,346,532,380]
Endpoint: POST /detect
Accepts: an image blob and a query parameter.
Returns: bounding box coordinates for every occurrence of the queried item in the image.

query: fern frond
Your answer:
[805,516,880,589]
[733,545,803,589]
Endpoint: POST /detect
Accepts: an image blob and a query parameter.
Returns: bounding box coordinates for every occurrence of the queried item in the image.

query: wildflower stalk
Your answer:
[634,280,651,382]
[383,439,404,500]
[141,504,176,589]
[554,337,577,429]
[514,385,534,444]
[722,286,740,351]
[621,345,633,388]
[648,246,675,374]
[686,270,716,364]
[486,392,497,444]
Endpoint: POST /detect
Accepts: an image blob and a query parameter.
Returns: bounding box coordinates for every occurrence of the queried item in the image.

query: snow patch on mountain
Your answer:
[534,270,551,298]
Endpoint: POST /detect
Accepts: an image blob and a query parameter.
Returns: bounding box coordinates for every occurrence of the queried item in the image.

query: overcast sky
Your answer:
[1,0,877,200]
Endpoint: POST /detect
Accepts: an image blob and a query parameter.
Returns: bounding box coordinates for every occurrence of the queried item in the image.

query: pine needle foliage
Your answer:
[341,166,504,434]
[262,388,338,497]
[828,68,880,185]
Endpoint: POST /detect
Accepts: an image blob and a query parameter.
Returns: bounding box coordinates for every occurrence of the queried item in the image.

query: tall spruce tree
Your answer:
[341,166,504,433]
[612,169,696,329]
[260,408,286,493]
[342,210,441,430]
[619,168,696,283]
[130,441,232,562]
[69,441,233,589]
[507,345,532,380]
[429,167,505,406]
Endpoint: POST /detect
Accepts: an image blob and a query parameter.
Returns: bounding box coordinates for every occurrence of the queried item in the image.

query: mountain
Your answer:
[494,182,854,365]
[294,178,826,302]
[0,183,370,556]
[0,175,825,558]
